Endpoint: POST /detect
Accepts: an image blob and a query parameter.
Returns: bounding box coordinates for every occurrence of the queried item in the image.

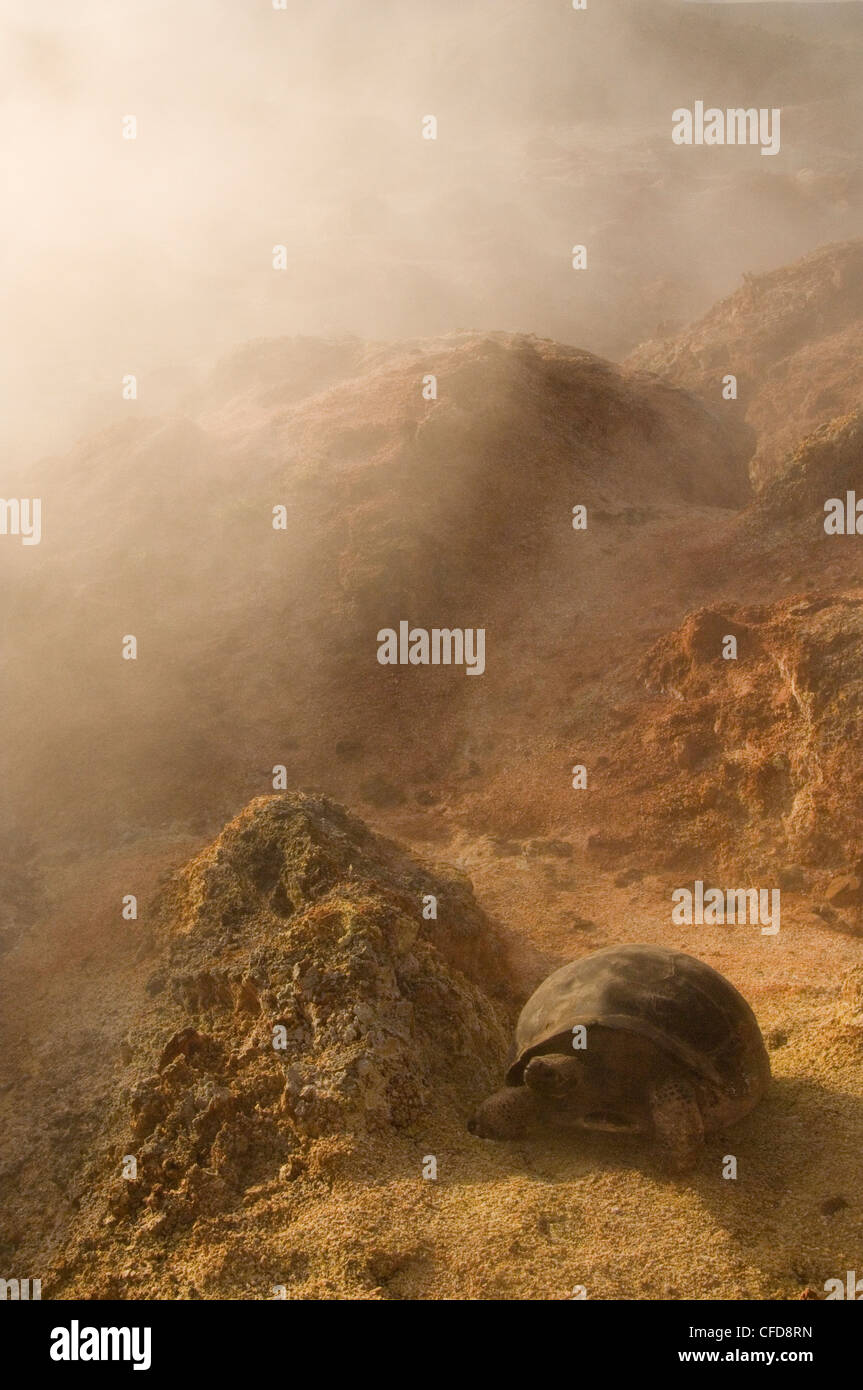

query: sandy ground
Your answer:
[1,818,860,1302]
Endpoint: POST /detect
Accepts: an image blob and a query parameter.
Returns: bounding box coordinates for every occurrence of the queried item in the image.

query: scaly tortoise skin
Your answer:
[468,944,771,1172]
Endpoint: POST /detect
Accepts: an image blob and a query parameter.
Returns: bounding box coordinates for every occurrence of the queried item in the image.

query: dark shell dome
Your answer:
[507,944,771,1093]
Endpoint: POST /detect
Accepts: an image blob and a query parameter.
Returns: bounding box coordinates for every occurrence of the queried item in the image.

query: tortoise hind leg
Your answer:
[649,1076,705,1173]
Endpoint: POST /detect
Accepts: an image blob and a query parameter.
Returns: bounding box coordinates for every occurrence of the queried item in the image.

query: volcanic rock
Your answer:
[97,793,514,1235]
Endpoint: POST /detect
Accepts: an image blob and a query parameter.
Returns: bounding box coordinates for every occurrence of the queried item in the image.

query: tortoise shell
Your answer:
[506,944,770,1094]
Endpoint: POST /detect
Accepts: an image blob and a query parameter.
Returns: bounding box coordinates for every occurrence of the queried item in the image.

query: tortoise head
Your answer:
[523,1053,585,1099]
[522,1051,641,1132]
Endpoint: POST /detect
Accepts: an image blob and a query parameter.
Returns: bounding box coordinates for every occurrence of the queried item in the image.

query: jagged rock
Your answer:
[628,594,863,875]
[103,792,514,1225]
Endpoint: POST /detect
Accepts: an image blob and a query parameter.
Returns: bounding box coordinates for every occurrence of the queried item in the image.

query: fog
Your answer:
[3,0,863,467]
[3,1,863,1314]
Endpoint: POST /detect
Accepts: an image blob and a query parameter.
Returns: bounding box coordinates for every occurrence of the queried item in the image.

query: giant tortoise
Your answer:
[468,944,771,1171]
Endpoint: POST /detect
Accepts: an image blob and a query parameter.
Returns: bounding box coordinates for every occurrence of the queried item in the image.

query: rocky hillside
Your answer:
[2,313,862,1302]
[2,332,750,857]
[5,311,862,920]
[627,240,863,485]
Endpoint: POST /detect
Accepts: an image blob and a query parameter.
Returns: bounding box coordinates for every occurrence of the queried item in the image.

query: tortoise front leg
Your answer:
[649,1076,705,1173]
